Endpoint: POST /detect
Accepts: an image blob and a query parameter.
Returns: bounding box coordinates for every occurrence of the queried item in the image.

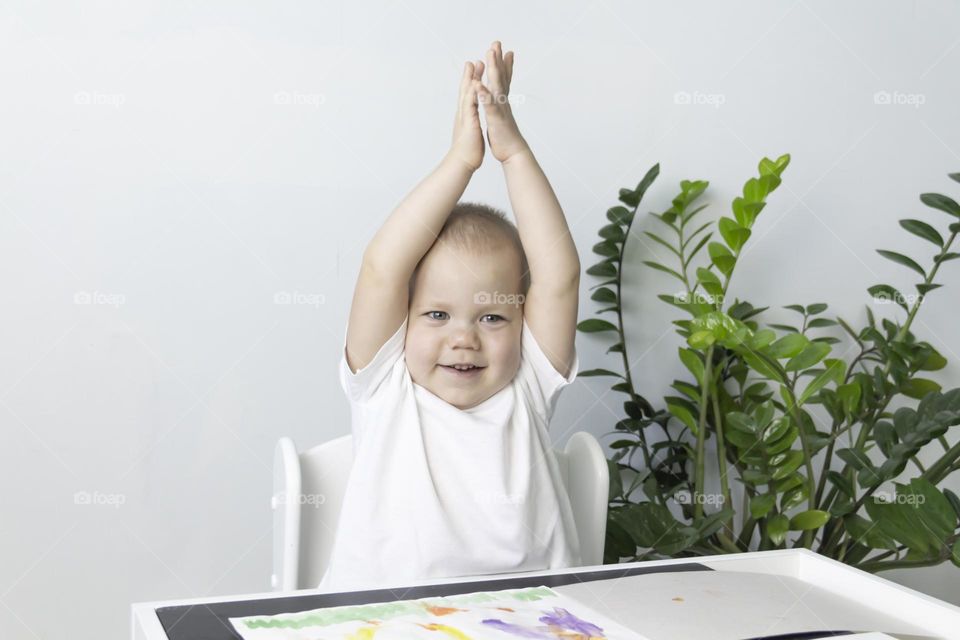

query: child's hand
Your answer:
[478,41,528,163]
[448,60,486,172]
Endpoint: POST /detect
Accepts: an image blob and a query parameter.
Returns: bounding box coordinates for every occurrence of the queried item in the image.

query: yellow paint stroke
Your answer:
[494,607,514,612]
[345,624,379,640]
[416,622,474,640]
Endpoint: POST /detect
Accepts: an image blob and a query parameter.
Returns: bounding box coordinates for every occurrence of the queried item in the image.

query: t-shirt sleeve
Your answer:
[339,316,407,404]
[516,317,579,423]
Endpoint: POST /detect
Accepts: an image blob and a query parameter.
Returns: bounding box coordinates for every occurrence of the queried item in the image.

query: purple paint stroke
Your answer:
[481,618,556,639]
[538,607,605,637]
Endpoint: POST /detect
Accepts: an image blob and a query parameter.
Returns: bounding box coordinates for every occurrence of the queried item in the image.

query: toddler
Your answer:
[319,41,583,591]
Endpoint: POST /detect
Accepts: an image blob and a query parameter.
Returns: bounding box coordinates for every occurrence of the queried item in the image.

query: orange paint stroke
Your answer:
[425,605,467,616]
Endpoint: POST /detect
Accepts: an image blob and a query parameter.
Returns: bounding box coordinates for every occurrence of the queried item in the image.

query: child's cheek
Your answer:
[493,334,522,379]
[404,329,434,375]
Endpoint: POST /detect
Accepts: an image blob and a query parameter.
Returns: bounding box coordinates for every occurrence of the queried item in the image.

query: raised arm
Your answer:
[345,60,487,373]
[478,41,581,378]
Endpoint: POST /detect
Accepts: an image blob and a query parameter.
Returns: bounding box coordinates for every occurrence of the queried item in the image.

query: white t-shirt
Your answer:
[317,314,582,592]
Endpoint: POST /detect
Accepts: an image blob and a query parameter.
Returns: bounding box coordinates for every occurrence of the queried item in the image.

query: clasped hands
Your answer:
[449,40,529,171]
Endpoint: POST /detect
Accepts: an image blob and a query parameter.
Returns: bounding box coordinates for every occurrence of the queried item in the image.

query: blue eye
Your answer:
[426,311,448,320]
[482,314,504,323]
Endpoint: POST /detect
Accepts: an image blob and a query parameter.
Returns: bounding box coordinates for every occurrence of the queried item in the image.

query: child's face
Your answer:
[406,241,524,410]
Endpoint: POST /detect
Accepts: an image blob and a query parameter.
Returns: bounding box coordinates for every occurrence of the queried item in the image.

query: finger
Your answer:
[493,41,506,81]
[461,60,474,90]
[459,62,478,117]
[485,47,503,95]
[458,61,473,106]
[504,51,514,87]
[473,59,484,81]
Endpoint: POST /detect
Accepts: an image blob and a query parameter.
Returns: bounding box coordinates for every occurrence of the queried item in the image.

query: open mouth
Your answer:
[439,364,486,377]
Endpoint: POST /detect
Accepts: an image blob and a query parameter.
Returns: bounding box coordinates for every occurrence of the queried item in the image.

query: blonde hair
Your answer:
[409,201,530,298]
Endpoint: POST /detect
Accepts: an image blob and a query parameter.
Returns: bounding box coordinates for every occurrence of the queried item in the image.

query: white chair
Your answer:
[271,431,609,591]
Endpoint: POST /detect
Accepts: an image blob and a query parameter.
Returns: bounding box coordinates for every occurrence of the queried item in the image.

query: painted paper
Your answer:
[229,585,651,640]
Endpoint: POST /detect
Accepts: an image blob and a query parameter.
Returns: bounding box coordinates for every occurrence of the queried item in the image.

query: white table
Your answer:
[131,549,960,639]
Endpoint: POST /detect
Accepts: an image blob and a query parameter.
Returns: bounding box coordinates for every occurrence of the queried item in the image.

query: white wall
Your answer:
[1,1,958,638]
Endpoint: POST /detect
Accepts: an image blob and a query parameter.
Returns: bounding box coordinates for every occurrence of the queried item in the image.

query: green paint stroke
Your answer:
[240,585,558,630]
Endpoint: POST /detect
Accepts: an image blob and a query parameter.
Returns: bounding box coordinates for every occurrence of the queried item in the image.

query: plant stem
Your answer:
[710,377,734,530]
[614,198,662,502]
[780,383,818,548]
[923,440,960,485]
[814,345,874,509]
[716,531,742,553]
[852,229,959,454]
[821,228,960,558]
[737,516,757,550]
[694,345,716,519]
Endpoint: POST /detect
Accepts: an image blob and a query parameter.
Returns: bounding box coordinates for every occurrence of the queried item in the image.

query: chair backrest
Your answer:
[271,431,608,591]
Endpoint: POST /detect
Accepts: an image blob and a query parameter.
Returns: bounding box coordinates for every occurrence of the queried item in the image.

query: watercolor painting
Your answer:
[228,585,651,640]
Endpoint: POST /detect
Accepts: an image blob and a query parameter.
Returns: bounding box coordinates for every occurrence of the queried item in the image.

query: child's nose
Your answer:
[449,327,480,348]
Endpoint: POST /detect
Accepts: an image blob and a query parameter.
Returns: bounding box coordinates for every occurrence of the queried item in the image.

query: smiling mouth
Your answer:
[439,364,486,376]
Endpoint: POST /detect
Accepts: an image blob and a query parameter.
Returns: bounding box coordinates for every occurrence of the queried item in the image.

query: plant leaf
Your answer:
[619,189,640,207]
[899,219,944,247]
[900,377,942,400]
[867,284,908,313]
[643,261,685,281]
[718,217,751,252]
[592,241,620,257]
[876,250,926,278]
[591,287,618,303]
[920,192,960,218]
[642,231,681,258]
[607,206,633,225]
[600,223,626,242]
[797,358,845,406]
[678,348,705,384]
[767,514,789,545]
[577,319,619,333]
[767,333,808,359]
[586,261,617,277]
[785,342,831,372]
[708,242,737,276]
[789,509,830,531]
[666,397,699,435]
[750,493,777,519]
[578,368,623,378]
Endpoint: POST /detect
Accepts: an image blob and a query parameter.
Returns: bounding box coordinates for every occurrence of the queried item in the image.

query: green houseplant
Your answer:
[578,159,960,572]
